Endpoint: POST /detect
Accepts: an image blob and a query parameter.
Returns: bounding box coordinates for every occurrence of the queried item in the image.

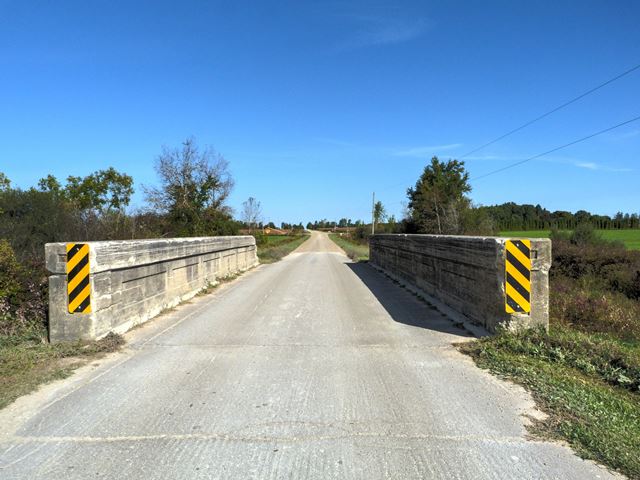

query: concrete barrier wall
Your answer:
[369,234,551,333]
[45,236,258,342]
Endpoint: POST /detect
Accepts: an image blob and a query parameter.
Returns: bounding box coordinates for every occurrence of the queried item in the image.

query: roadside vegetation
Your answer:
[4,142,640,476]
[315,158,639,477]
[328,233,369,261]
[460,225,640,478]
[255,233,309,263]
[0,332,123,410]
[0,138,306,409]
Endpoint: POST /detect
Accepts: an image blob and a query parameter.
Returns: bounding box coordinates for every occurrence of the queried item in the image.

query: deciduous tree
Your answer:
[242,197,262,231]
[0,172,11,192]
[145,137,234,236]
[407,157,471,234]
[373,201,386,231]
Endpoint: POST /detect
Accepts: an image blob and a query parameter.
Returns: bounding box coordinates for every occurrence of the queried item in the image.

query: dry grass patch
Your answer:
[0,332,124,410]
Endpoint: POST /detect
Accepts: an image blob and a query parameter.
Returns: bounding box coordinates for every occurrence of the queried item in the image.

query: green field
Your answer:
[500,229,640,250]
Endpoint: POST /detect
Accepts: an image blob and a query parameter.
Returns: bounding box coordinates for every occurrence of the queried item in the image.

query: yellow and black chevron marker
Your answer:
[505,239,531,314]
[66,243,92,314]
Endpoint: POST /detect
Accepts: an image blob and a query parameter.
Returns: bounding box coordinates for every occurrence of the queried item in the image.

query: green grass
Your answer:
[0,333,124,410]
[328,234,369,261]
[259,235,301,246]
[500,229,640,250]
[600,230,640,250]
[500,230,555,238]
[256,234,309,263]
[460,327,640,478]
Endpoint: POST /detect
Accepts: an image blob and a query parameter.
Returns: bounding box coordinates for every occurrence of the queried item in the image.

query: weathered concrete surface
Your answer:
[0,232,616,479]
[45,236,258,342]
[370,234,552,333]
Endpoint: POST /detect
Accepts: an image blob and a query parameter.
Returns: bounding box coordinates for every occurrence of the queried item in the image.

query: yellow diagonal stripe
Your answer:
[506,261,530,291]
[506,241,531,269]
[66,244,89,273]
[68,283,91,313]
[67,261,90,293]
[506,282,530,312]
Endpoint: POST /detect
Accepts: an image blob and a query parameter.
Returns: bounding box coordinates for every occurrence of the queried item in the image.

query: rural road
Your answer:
[0,231,618,479]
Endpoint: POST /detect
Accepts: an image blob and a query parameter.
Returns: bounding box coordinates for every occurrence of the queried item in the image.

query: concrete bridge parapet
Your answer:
[45,236,258,342]
[369,234,552,333]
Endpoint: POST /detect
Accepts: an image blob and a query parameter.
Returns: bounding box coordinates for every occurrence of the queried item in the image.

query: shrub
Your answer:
[552,239,640,300]
[0,188,83,263]
[551,276,640,340]
[600,263,640,300]
[349,225,370,244]
[0,240,23,302]
[252,233,267,246]
[549,227,570,242]
[570,222,598,246]
[0,240,48,340]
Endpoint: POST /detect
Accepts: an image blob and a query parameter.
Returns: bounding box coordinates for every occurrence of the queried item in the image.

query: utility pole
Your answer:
[371,191,375,235]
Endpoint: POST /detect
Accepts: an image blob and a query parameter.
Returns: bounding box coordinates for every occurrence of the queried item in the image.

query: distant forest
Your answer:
[307,203,640,232]
[479,203,640,231]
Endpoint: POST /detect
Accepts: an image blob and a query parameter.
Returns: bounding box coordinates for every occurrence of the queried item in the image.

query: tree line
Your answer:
[0,137,299,340]
[405,157,639,233]
[240,197,304,232]
[0,137,311,266]
[0,138,246,265]
[326,156,639,239]
[478,203,640,231]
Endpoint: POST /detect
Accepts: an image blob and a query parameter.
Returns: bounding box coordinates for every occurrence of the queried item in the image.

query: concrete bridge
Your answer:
[0,232,616,479]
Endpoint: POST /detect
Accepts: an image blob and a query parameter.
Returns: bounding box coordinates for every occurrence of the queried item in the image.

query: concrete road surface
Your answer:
[0,232,618,479]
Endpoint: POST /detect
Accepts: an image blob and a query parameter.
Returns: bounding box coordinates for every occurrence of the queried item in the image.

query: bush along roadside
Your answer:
[0,233,264,411]
[255,233,309,263]
[460,234,640,479]
[328,233,369,262]
[0,239,48,341]
[0,237,127,410]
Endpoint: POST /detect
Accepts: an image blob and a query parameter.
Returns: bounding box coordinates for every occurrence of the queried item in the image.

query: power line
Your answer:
[375,62,640,196]
[366,116,640,214]
[363,115,640,216]
[471,114,640,181]
[460,61,640,159]
[360,64,640,216]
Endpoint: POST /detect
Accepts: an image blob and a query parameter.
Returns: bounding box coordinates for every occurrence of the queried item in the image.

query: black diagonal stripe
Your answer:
[68,275,89,304]
[506,294,524,312]
[67,244,83,262]
[75,295,91,313]
[506,272,530,302]
[512,240,530,258]
[506,251,530,280]
[67,254,89,280]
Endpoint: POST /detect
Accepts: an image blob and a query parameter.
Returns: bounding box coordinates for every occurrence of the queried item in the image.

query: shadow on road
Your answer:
[345,261,474,339]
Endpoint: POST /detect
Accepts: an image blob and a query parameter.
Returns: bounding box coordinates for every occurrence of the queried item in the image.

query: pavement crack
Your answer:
[134,343,456,350]
[3,432,532,446]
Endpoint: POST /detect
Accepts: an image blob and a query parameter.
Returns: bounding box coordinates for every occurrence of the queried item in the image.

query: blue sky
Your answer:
[1,0,639,225]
